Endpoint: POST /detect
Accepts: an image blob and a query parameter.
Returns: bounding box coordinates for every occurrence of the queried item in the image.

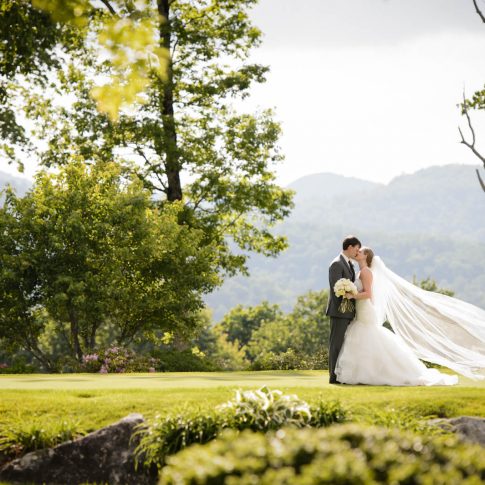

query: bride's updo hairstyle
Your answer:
[362,247,374,267]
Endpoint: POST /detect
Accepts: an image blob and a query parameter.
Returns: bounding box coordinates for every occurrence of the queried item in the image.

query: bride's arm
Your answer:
[352,268,373,300]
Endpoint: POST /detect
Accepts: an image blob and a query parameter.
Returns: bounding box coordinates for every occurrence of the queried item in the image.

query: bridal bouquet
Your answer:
[334,278,358,313]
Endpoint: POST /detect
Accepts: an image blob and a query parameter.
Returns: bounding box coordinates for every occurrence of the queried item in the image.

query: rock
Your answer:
[0,413,157,485]
[428,416,485,446]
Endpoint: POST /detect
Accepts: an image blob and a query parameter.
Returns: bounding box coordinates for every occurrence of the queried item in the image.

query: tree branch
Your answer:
[477,169,485,191]
[472,0,485,22]
[459,93,485,192]
[99,0,117,15]
[458,100,485,165]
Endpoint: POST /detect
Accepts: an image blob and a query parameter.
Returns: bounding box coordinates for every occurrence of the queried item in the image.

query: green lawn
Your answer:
[1,371,484,436]
[0,371,483,483]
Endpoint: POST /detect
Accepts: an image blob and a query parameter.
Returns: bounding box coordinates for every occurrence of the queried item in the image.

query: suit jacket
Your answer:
[325,254,356,319]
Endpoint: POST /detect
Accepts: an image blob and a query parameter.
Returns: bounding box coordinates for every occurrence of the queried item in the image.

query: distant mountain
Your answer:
[0,170,31,200]
[206,164,485,319]
[288,172,381,205]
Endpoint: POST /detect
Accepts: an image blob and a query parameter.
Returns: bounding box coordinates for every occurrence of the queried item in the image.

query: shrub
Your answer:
[135,387,346,470]
[309,399,347,427]
[81,346,161,373]
[251,348,306,370]
[135,411,222,470]
[251,348,329,370]
[160,424,485,484]
[150,349,216,372]
[217,386,312,431]
[0,356,36,374]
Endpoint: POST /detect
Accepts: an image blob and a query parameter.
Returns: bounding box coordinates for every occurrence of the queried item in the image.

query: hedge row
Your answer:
[160,424,485,484]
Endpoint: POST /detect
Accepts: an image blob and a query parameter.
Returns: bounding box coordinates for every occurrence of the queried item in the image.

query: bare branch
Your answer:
[459,92,485,192]
[472,0,485,22]
[477,169,485,191]
[99,0,117,15]
[459,100,485,166]
[134,145,168,192]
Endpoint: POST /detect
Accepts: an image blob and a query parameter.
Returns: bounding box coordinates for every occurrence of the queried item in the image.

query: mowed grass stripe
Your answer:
[0,371,484,436]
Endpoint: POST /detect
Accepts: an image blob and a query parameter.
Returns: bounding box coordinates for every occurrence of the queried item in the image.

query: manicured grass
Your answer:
[1,370,484,436]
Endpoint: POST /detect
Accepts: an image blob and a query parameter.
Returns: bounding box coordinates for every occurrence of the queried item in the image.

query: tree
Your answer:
[8,0,293,277]
[0,160,219,369]
[413,277,455,297]
[0,0,81,170]
[246,290,330,362]
[217,301,283,350]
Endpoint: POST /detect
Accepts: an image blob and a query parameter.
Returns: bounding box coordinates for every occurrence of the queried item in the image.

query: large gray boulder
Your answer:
[0,413,156,485]
[429,416,485,446]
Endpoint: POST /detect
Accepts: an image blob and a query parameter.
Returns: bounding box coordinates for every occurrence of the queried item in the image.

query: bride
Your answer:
[335,247,485,385]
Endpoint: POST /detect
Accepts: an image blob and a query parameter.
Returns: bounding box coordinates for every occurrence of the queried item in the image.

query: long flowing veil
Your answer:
[371,256,485,379]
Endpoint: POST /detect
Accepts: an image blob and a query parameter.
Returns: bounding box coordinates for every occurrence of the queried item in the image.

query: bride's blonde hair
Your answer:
[362,247,374,267]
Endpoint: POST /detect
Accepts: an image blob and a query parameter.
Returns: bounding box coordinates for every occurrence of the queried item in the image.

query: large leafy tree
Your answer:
[0,161,219,369]
[246,290,330,361]
[7,0,293,276]
[217,301,283,350]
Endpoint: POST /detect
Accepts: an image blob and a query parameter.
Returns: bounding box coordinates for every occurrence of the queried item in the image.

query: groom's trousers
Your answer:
[328,317,352,383]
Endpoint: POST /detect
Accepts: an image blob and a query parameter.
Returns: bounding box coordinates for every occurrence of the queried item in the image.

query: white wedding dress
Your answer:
[335,276,459,386]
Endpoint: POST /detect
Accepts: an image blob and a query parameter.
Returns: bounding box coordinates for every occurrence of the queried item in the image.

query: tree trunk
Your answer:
[68,307,83,362]
[157,0,183,202]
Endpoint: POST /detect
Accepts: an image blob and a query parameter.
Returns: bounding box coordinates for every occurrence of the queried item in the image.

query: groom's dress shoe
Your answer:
[329,379,341,384]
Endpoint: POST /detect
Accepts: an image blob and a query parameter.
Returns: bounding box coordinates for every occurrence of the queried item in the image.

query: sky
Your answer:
[2,0,485,185]
[246,0,485,184]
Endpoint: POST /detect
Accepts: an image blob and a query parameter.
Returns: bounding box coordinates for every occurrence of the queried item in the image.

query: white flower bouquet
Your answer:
[334,278,358,313]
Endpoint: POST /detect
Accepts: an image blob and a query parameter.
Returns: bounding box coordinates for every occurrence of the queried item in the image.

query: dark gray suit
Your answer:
[325,254,356,383]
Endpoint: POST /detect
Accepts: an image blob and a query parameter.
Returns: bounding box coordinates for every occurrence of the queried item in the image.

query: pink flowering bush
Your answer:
[81,346,160,373]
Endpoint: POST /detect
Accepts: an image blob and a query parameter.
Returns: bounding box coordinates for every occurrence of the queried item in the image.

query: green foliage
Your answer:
[0,160,219,368]
[251,348,329,371]
[204,333,250,371]
[160,424,485,485]
[414,276,455,296]
[81,346,160,373]
[217,301,283,349]
[246,290,330,366]
[8,0,293,279]
[135,387,346,470]
[135,410,222,470]
[361,409,445,436]
[0,0,81,170]
[150,349,216,372]
[0,355,35,374]
[0,419,82,460]
[309,399,347,428]
[217,387,312,431]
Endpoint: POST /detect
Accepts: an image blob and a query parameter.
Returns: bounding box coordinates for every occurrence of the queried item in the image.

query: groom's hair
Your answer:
[342,235,361,250]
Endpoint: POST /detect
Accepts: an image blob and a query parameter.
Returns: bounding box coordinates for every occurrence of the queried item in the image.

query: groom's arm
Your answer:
[329,261,343,294]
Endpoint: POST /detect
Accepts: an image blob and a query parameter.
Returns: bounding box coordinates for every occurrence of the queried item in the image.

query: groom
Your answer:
[326,235,361,384]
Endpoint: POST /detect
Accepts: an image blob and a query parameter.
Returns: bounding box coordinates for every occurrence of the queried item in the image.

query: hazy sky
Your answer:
[247,0,485,184]
[3,0,485,185]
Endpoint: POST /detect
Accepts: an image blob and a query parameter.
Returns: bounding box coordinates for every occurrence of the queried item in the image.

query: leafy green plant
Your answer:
[0,420,83,460]
[135,387,346,470]
[134,411,222,470]
[160,424,485,484]
[309,399,347,427]
[217,386,312,431]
